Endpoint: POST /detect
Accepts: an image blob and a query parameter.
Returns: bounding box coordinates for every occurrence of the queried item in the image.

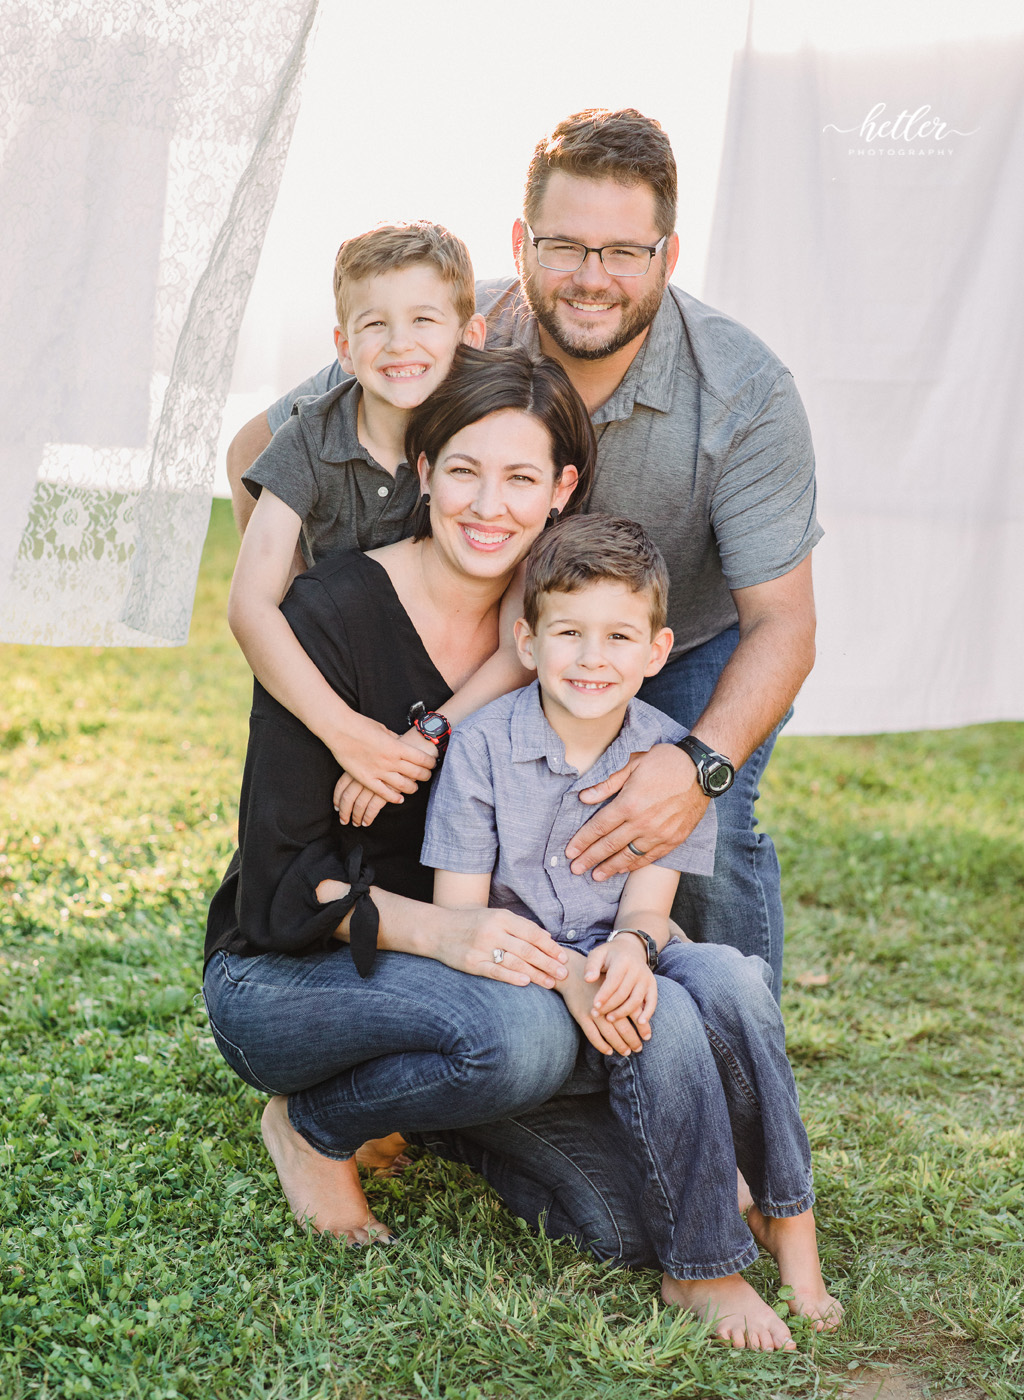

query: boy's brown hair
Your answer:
[333,221,476,328]
[524,108,678,239]
[523,514,670,634]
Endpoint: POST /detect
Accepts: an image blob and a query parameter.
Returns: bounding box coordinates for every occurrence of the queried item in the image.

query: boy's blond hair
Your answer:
[523,514,670,635]
[333,221,476,328]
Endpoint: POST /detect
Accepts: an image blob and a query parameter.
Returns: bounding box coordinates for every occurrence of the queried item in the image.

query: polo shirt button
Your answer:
[377,486,389,497]
[566,929,577,941]
[549,856,558,866]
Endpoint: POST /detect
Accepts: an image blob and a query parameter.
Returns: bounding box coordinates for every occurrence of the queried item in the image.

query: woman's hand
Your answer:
[332,724,437,822]
[436,908,570,990]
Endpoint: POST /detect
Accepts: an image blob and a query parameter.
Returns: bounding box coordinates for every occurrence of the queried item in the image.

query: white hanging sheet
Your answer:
[704,14,1024,732]
[0,0,320,646]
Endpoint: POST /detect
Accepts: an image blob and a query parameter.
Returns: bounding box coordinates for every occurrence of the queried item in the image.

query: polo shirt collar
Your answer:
[509,680,647,783]
[591,289,680,424]
[319,382,376,466]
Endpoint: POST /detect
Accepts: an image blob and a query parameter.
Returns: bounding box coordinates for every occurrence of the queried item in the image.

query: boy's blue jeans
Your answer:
[638,625,789,999]
[421,942,814,1280]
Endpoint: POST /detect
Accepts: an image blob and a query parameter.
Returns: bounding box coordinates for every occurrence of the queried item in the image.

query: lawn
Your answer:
[2,499,1021,1400]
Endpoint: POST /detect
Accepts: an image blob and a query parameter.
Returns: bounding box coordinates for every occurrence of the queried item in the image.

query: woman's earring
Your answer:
[420,492,430,506]
[544,507,560,530]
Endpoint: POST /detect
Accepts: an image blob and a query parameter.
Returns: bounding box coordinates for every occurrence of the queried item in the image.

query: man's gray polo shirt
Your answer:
[266,278,822,652]
[479,278,822,657]
[245,379,419,566]
[421,682,717,953]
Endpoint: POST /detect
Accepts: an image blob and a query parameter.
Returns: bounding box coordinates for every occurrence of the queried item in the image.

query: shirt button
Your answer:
[566,929,577,941]
[377,486,389,497]
[549,856,558,866]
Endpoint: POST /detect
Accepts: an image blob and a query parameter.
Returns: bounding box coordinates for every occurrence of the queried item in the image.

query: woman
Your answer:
[204,346,594,1243]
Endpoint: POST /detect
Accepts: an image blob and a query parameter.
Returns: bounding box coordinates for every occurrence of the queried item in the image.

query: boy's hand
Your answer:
[559,955,648,1057]
[586,936,658,1032]
[331,717,436,816]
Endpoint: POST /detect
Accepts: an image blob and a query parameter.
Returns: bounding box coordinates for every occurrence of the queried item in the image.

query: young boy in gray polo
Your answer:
[421,514,841,1350]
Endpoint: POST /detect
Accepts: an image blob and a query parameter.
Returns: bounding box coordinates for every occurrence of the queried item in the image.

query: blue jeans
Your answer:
[420,942,813,1279]
[202,947,580,1158]
[638,625,789,999]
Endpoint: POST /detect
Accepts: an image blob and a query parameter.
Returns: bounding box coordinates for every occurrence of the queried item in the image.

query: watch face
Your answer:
[420,714,448,740]
[705,760,733,794]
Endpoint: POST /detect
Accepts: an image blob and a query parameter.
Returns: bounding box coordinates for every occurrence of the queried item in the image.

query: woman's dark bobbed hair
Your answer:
[405,344,596,541]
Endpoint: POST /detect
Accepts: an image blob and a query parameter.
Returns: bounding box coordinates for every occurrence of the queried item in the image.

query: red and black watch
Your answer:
[407,701,451,758]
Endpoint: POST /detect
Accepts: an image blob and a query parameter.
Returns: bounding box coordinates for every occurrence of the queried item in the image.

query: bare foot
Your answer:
[661,1273,796,1351]
[746,1204,843,1330]
[355,1131,411,1177]
[260,1096,392,1245]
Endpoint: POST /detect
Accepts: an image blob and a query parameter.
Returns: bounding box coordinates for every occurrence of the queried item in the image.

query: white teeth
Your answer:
[570,681,610,689]
[567,300,614,311]
[382,366,427,378]
[463,527,511,544]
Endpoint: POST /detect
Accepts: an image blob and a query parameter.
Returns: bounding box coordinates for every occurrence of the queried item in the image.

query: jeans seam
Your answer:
[616,1055,678,1253]
[204,1004,277,1095]
[501,1117,625,1260]
[703,1023,760,1111]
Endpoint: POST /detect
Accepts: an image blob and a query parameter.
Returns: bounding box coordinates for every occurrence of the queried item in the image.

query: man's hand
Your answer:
[329,716,436,810]
[586,935,658,1031]
[564,744,708,881]
[333,727,437,825]
[558,954,647,1057]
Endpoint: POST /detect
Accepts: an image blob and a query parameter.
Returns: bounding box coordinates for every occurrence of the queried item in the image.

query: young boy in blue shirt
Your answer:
[422,514,841,1351]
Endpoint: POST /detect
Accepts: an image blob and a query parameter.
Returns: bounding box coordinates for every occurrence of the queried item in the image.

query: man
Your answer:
[227,109,820,995]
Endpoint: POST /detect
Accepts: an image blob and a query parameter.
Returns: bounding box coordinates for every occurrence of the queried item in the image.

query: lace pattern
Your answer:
[0,0,320,645]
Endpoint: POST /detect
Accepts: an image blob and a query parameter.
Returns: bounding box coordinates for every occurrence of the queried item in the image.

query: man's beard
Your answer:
[521,267,664,362]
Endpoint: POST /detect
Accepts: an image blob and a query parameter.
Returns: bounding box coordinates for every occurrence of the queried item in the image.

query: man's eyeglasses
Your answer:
[525,225,667,278]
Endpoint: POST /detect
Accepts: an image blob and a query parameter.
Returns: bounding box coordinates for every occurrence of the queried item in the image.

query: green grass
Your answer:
[2,498,1022,1399]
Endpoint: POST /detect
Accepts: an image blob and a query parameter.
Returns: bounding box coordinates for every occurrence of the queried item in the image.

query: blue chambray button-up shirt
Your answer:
[420,682,717,954]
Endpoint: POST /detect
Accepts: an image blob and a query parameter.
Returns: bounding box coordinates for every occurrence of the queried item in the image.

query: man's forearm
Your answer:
[691,611,814,768]
[691,557,816,768]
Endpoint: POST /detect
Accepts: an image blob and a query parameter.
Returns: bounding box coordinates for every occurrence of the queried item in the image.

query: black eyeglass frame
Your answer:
[524,224,668,277]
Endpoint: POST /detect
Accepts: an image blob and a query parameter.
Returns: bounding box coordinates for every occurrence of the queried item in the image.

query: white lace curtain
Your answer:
[0,0,320,646]
[704,11,1024,731]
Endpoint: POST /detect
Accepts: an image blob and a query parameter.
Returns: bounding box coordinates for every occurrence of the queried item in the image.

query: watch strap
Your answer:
[606,927,659,972]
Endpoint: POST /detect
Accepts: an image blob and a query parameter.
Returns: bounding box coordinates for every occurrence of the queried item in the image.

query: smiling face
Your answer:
[418,409,578,582]
[336,263,480,412]
[516,173,678,363]
[515,580,673,732]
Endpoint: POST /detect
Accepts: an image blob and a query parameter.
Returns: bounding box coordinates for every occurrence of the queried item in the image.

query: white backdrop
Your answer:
[3,0,1022,733]
[705,2,1024,731]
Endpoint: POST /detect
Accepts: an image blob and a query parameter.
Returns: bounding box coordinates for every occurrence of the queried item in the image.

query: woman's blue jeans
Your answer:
[420,943,813,1280]
[638,625,790,999]
[202,946,580,1158]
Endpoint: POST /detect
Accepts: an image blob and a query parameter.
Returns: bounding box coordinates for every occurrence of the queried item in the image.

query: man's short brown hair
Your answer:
[333,221,476,328]
[524,109,678,238]
[524,514,670,634]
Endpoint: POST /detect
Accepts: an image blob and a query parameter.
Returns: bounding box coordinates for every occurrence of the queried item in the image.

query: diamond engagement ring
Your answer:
[627,841,646,858]
[492,948,505,964]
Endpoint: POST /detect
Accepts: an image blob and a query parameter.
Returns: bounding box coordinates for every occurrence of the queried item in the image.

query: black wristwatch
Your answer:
[606,927,659,972]
[407,701,451,758]
[676,734,735,798]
